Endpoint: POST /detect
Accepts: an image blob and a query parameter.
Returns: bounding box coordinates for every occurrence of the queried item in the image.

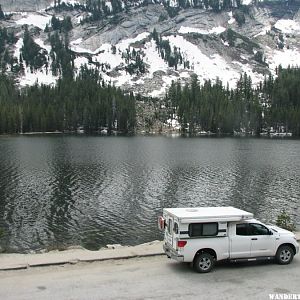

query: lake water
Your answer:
[0,136,299,253]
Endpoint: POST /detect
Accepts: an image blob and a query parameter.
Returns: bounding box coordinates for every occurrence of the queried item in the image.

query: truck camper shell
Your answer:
[163,206,254,223]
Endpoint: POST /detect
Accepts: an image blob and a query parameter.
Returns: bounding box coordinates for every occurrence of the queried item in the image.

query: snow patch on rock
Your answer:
[35,38,51,53]
[15,13,51,30]
[117,32,150,51]
[242,0,252,5]
[266,48,300,72]
[179,26,226,35]
[228,11,235,25]
[19,69,57,87]
[143,40,169,76]
[14,38,23,59]
[274,19,300,34]
[254,25,271,37]
[164,35,240,88]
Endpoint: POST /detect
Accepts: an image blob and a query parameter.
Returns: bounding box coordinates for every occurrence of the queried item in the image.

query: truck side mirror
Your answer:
[269,230,273,235]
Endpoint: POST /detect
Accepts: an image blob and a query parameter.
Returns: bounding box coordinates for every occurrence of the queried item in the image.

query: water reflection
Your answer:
[0,136,299,252]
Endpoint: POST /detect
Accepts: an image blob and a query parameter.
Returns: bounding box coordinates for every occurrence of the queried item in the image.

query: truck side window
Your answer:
[249,223,269,235]
[236,223,249,236]
[188,223,218,237]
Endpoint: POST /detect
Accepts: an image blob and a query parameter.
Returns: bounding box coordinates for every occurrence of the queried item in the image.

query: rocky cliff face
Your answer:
[1,0,300,97]
[0,0,52,11]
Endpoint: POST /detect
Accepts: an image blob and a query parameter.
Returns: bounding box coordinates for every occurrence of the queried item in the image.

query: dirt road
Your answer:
[0,255,299,300]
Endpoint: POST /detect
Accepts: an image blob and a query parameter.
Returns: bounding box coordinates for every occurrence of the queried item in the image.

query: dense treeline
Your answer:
[45,16,73,33]
[263,66,300,136]
[165,67,300,135]
[0,67,135,134]
[165,74,261,134]
[49,32,74,78]
[1,66,300,136]
[0,26,17,72]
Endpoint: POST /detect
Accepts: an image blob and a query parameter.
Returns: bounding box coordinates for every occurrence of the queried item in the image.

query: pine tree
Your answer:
[21,26,47,69]
[0,5,5,20]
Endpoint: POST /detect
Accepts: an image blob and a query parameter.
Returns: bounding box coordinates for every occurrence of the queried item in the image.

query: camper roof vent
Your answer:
[186,208,198,212]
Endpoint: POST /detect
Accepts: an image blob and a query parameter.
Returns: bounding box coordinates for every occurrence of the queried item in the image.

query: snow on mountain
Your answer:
[70,38,96,54]
[2,0,300,96]
[13,38,23,60]
[227,11,236,24]
[274,19,300,34]
[19,68,57,86]
[266,47,300,71]
[253,25,271,37]
[15,13,51,29]
[0,0,85,11]
[35,38,51,53]
[117,32,150,51]
[242,0,253,5]
[57,0,82,5]
[179,26,226,35]
[74,56,89,71]
[13,37,57,86]
[93,44,123,68]
[143,40,169,75]
[164,34,240,87]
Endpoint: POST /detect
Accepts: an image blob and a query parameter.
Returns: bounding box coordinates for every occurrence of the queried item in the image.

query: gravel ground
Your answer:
[0,255,300,300]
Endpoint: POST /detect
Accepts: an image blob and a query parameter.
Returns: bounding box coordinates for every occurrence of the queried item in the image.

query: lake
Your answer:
[0,136,299,253]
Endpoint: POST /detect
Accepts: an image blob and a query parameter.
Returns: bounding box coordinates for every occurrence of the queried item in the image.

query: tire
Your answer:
[193,252,215,273]
[276,245,294,265]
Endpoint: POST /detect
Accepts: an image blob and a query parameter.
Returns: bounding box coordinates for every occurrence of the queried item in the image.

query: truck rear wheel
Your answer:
[193,252,215,273]
[276,245,294,265]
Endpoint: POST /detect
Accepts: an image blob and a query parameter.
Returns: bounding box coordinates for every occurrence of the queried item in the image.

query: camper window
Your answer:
[173,222,178,234]
[168,219,172,234]
[188,222,218,237]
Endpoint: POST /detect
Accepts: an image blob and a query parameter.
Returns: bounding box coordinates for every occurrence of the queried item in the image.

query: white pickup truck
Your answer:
[158,207,299,273]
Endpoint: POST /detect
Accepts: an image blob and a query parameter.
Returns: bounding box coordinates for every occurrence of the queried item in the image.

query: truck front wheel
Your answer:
[193,252,215,273]
[276,245,294,265]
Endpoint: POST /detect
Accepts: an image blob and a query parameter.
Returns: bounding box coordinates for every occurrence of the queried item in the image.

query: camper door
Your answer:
[165,215,179,249]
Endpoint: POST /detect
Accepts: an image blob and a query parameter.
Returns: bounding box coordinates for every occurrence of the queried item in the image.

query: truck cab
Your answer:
[158,207,299,273]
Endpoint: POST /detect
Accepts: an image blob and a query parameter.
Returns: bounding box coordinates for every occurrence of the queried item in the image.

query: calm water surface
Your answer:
[0,136,299,253]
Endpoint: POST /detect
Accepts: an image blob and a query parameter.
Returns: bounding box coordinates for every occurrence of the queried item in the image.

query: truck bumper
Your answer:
[163,243,184,262]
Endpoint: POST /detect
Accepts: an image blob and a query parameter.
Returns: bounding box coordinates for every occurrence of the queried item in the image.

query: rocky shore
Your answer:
[0,240,164,271]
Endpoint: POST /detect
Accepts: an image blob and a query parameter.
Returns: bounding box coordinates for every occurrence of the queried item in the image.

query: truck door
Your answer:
[230,223,251,258]
[248,223,276,257]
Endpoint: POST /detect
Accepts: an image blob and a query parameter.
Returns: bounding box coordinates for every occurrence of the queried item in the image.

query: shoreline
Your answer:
[0,131,298,138]
[1,231,300,271]
[0,241,164,271]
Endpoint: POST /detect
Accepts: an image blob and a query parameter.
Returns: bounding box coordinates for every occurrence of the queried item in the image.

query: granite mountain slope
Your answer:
[0,0,300,97]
